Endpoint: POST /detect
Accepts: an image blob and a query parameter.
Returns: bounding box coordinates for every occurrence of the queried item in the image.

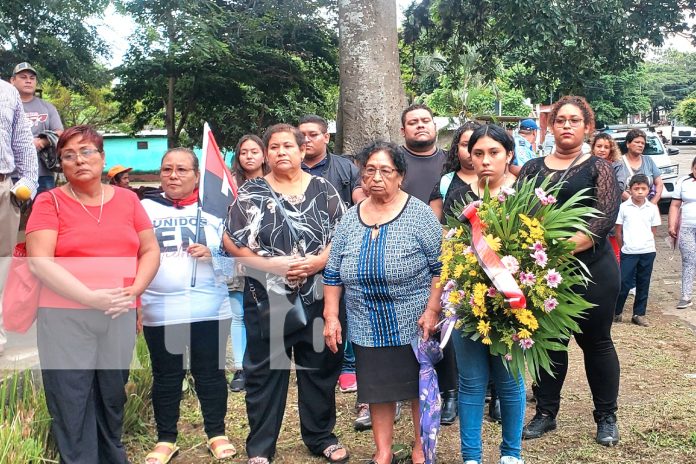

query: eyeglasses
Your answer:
[60,148,101,162]
[161,167,195,177]
[553,118,584,128]
[363,167,397,178]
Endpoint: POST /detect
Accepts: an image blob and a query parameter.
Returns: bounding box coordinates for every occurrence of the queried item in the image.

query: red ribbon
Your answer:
[459,203,526,309]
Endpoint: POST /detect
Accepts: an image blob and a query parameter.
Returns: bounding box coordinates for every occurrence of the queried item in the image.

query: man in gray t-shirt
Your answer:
[11,62,64,192]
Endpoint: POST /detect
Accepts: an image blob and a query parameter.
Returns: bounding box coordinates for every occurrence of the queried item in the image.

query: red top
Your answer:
[26,186,153,309]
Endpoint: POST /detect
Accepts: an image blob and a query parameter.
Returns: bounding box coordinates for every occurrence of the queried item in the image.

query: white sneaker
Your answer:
[628,287,636,296]
[500,457,525,464]
[464,461,479,464]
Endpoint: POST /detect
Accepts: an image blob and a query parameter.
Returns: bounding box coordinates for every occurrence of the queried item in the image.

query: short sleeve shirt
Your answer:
[615,199,661,254]
[399,146,447,203]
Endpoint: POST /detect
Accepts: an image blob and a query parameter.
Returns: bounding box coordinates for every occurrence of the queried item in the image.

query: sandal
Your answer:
[145,442,179,464]
[322,443,349,463]
[207,435,237,460]
[248,458,270,464]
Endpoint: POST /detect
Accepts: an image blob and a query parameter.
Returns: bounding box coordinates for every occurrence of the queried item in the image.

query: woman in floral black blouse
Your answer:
[224,124,347,464]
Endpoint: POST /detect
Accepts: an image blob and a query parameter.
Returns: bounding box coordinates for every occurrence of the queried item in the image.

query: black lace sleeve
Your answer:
[588,157,621,239]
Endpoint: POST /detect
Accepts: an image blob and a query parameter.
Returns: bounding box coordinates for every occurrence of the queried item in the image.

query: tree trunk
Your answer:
[336,0,405,156]
[166,76,177,148]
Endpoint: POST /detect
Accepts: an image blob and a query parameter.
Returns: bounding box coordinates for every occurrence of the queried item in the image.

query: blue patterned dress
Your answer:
[324,196,442,347]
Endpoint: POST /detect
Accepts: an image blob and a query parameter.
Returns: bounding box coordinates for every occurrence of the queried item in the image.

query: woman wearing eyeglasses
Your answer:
[517,96,622,447]
[26,125,160,463]
[324,141,443,464]
[140,148,236,463]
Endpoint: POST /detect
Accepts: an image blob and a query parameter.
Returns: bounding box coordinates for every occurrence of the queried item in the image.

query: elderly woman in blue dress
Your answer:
[323,141,443,464]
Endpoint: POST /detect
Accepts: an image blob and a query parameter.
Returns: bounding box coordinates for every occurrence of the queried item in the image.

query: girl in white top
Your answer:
[668,156,696,309]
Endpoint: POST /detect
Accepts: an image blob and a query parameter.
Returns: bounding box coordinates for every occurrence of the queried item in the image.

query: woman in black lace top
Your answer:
[518,96,622,447]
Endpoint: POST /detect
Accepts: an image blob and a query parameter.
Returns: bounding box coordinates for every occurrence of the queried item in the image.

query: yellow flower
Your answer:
[482,337,492,345]
[472,305,487,318]
[453,264,466,278]
[473,283,488,307]
[483,234,502,252]
[514,309,539,331]
[477,320,491,337]
[517,328,532,339]
[468,270,477,277]
[455,227,464,238]
[448,291,462,305]
[454,243,465,254]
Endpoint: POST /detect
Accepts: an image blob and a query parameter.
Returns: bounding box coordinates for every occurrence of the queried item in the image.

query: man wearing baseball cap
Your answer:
[512,118,539,171]
[10,62,64,193]
[107,165,133,188]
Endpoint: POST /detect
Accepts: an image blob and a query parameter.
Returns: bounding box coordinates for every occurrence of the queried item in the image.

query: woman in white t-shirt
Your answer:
[668,156,696,309]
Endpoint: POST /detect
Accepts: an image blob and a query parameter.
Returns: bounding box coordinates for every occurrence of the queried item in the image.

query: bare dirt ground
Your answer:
[125,217,696,463]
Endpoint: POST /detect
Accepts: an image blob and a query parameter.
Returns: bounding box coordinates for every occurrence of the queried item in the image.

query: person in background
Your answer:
[509,119,538,176]
[445,124,525,464]
[668,156,696,310]
[399,103,459,426]
[225,124,347,464]
[435,121,481,205]
[228,134,269,392]
[591,133,622,260]
[26,125,160,463]
[519,96,621,447]
[298,114,366,416]
[613,128,663,204]
[141,148,236,464]
[107,165,133,188]
[323,141,442,464]
[613,174,660,327]
[10,62,64,193]
[0,78,37,358]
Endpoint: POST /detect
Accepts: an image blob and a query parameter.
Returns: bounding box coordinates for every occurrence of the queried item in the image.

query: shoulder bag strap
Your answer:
[262,179,305,257]
[621,155,634,177]
[556,153,585,185]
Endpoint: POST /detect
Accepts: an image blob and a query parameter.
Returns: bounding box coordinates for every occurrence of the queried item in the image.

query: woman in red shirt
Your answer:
[26,125,160,464]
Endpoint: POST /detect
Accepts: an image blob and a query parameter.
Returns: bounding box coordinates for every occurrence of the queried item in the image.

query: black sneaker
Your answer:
[229,370,245,392]
[522,412,556,440]
[440,390,458,425]
[488,397,501,423]
[595,413,620,446]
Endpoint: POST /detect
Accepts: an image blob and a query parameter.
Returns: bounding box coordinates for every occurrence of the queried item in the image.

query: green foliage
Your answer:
[114,0,339,149]
[0,0,111,89]
[676,99,696,126]
[123,335,153,436]
[403,0,696,103]
[0,371,56,462]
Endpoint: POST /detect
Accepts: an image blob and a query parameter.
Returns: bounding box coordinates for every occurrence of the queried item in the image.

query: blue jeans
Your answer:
[615,252,655,317]
[38,175,55,194]
[452,330,525,462]
[342,339,356,374]
[227,291,245,370]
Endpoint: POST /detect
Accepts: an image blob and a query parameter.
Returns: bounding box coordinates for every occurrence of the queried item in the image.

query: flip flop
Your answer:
[207,435,237,460]
[322,443,349,463]
[145,442,179,464]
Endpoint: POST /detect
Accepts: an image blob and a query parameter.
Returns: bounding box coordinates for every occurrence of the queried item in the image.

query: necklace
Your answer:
[69,184,104,224]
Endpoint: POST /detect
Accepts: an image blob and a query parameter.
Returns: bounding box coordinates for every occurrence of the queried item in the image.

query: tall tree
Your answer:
[336,0,405,155]
[0,0,110,88]
[114,0,338,149]
[403,0,696,103]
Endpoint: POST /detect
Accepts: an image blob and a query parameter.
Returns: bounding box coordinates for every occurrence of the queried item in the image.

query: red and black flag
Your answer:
[199,123,238,218]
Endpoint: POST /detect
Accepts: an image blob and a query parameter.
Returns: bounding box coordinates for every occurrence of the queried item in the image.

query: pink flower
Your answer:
[487,287,497,297]
[501,255,520,274]
[464,246,473,255]
[469,296,475,306]
[443,280,457,292]
[502,186,516,196]
[504,353,513,361]
[498,193,507,202]
[531,249,548,268]
[545,269,562,288]
[529,241,545,252]
[445,228,457,239]
[545,194,557,205]
[519,338,535,350]
[519,271,536,286]
[535,188,547,201]
[544,297,558,312]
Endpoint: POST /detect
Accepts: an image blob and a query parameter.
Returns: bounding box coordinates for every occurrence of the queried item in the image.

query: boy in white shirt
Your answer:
[614,174,661,326]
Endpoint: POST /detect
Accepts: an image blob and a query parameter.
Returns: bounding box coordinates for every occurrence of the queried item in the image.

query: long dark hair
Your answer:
[467,124,515,155]
[442,121,481,175]
[232,134,268,186]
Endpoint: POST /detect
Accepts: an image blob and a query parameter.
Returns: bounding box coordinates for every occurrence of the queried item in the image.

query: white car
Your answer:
[672,126,696,144]
[609,131,680,203]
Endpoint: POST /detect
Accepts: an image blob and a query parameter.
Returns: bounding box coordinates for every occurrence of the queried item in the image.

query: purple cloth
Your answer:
[412,336,444,464]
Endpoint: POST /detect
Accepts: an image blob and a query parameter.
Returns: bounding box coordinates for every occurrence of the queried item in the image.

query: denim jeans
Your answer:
[615,252,656,317]
[227,290,246,370]
[342,339,356,374]
[452,330,525,462]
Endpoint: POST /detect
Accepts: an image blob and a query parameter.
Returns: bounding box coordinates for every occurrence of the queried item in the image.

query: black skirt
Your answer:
[353,343,420,404]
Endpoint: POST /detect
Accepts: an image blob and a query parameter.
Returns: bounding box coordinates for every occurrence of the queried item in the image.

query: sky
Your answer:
[96,0,693,69]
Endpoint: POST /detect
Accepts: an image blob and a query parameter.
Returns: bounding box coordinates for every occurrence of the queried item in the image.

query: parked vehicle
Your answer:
[671,126,696,144]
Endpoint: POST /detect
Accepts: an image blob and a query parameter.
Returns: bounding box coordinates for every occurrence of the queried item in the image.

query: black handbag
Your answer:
[248,181,312,339]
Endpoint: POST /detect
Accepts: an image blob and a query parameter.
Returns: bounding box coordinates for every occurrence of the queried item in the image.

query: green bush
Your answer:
[123,335,153,436]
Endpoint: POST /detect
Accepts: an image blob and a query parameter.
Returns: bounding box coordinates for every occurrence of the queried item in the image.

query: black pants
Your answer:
[143,319,230,443]
[243,282,345,459]
[616,252,656,317]
[37,308,135,464]
[435,339,458,392]
[533,247,621,420]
